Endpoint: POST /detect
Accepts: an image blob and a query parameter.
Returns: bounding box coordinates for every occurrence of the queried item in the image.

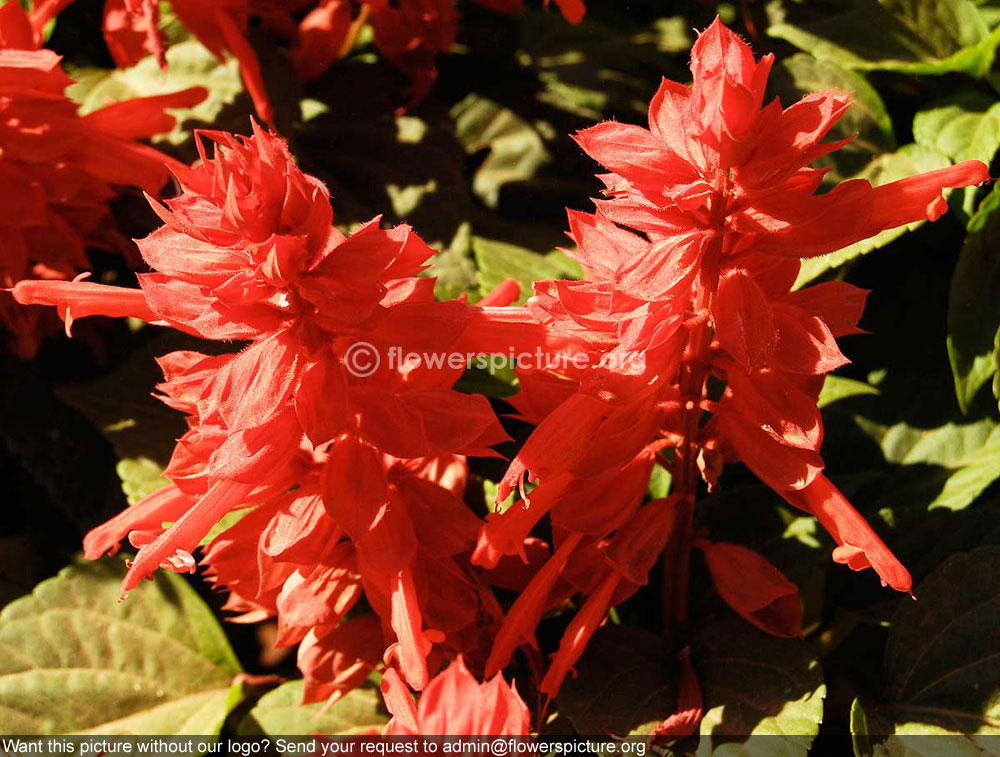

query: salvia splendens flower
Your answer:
[31,0,587,121]
[11,123,551,701]
[471,15,989,703]
[0,0,205,358]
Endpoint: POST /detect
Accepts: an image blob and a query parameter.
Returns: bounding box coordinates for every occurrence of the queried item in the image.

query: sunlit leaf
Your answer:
[694,616,825,755]
[770,0,1000,78]
[0,558,242,735]
[238,680,387,737]
[67,40,245,146]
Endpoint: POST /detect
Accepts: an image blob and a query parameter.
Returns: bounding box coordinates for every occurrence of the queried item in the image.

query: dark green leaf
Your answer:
[880,547,1000,734]
[776,54,895,182]
[693,616,825,754]
[557,624,678,736]
[57,332,221,504]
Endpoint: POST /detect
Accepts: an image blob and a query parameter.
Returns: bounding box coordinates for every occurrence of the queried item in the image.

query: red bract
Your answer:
[381,657,531,735]
[0,0,204,358]
[472,15,989,713]
[10,124,537,699]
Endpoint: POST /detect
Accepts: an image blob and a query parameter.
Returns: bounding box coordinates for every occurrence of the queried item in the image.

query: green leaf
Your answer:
[913,94,1000,165]
[948,183,1000,412]
[238,680,388,737]
[557,624,678,736]
[855,416,1000,511]
[880,547,1000,734]
[472,236,580,303]
[648,463,673,499]
[451,94,551,208]
[0,558,243,735]
[818,376,880,409]
[851,699,874,757]
[769,0,1000,78]
[67,40,245,146]
[913,93,1000,214]
[693,616,825,755]
[795,144,951,287]
[116,457,171,506]
[428,223,479,302]
[994,325,1000,409]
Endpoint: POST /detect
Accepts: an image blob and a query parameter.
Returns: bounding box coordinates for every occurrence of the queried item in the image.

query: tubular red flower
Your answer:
[781,475,912,594]
[539,571,620,700]
[485,531,583,676]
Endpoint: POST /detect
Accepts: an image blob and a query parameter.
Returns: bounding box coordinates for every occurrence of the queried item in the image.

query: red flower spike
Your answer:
[383,657,531,736]
[696,540,802,638]
[463,15,972,703]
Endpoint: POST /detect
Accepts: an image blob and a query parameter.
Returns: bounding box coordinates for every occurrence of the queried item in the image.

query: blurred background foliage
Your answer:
[1,0,999,752]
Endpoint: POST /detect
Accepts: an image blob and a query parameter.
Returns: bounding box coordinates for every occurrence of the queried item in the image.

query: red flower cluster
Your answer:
[8,16,991,737]
[31,0,586,122]
[469,15,988,716]
[0,1,204,358]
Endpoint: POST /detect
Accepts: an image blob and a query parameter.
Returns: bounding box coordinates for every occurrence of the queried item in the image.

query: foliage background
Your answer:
[1,0,999,751]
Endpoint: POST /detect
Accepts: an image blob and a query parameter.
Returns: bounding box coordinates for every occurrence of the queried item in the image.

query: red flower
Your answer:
[0,0,204,357]
[381,657,531,735]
